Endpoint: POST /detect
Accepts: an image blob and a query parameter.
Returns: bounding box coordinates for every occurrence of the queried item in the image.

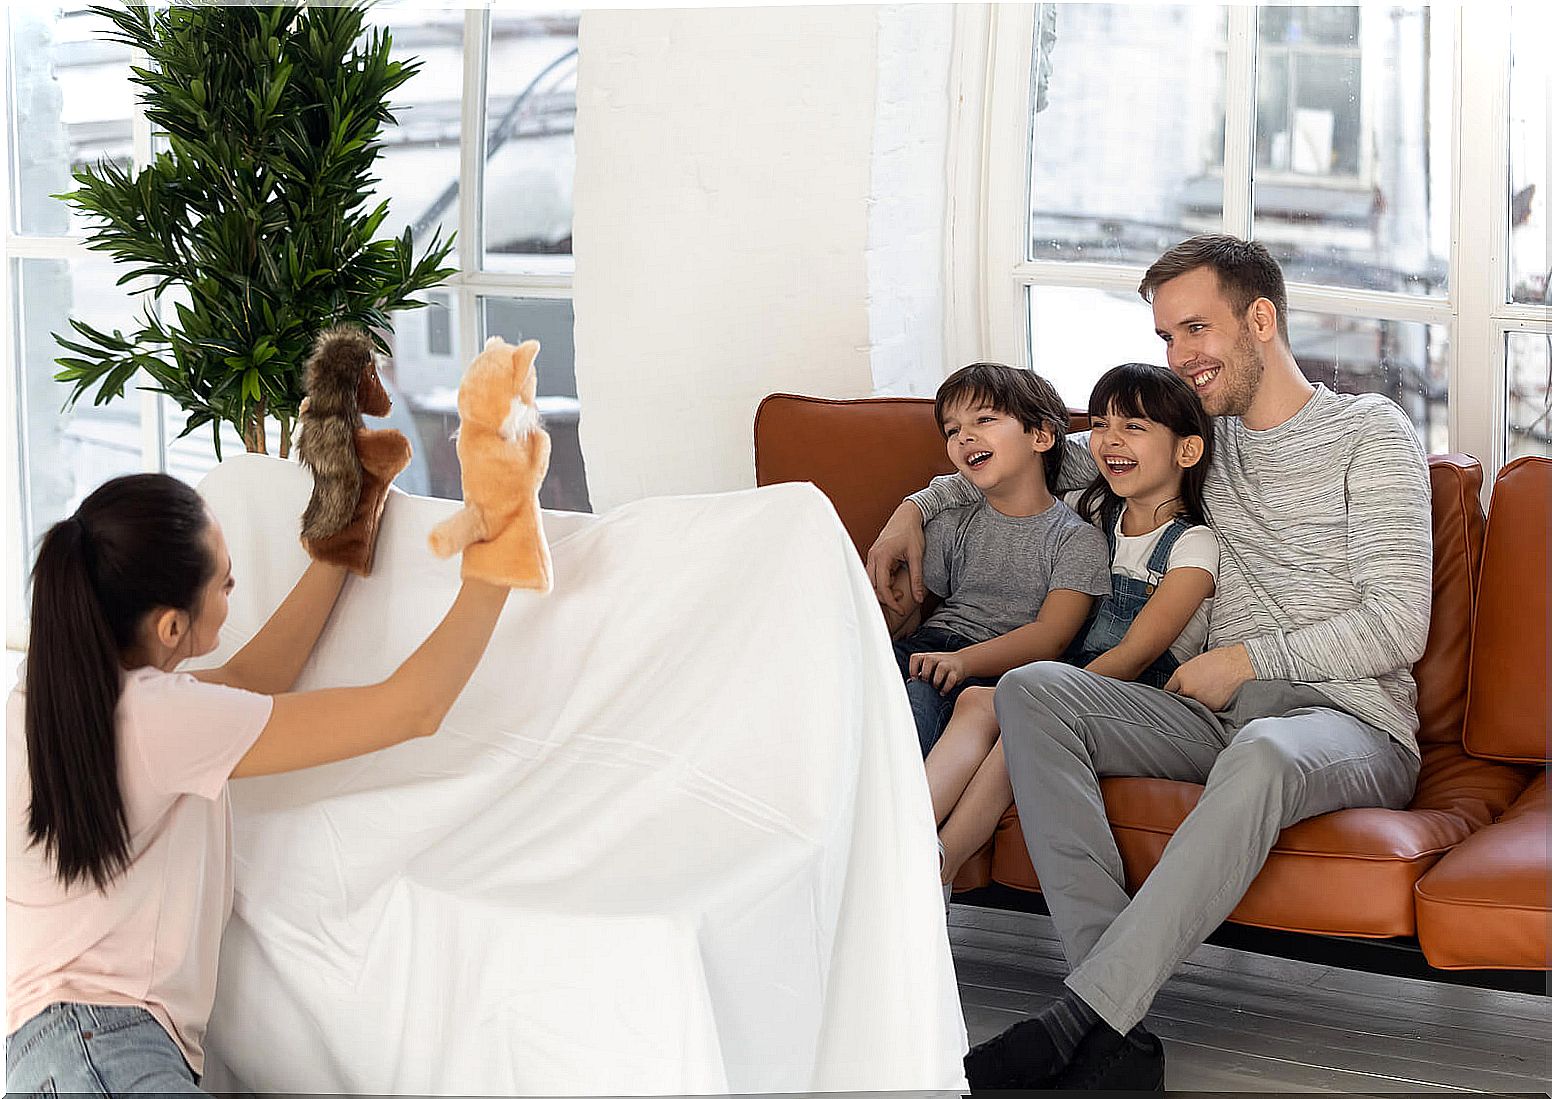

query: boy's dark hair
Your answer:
[25,473,215,891]
[934,362,1069,487]
[1076,362,1215,530]
[1138,234,1290,345]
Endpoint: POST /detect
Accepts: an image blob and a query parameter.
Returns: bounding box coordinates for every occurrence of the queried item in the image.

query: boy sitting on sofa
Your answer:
[882,363,1110,756]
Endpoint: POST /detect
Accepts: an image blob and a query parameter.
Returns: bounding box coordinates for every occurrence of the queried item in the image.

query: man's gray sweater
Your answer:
[910,385,1433,755]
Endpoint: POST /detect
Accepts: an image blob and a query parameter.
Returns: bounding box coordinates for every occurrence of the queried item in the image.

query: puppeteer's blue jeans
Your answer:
[6,1002,207,1095]
[893,626,995,756]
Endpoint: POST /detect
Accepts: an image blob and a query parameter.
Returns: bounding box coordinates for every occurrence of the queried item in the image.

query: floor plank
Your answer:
[948,903,1551,1094]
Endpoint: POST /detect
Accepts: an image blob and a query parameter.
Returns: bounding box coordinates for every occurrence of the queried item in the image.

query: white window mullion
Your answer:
[455,7,489,366]
[3,236,86,258]
[1221,5,1258,239]
[979,3,1036,368]
[1017,260,1143,295]
[1452,6,1511,480]
[943,4,993,372]
[5,242,31,648]
[460,271,573,297]
[131,76,163,473]
[1281,283,1454,327]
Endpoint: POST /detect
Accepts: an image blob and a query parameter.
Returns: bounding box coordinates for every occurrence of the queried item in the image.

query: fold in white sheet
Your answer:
[194,455,967,1095]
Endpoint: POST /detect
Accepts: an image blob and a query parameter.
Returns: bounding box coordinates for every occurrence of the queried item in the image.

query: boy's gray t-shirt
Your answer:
[921,499,1111,644]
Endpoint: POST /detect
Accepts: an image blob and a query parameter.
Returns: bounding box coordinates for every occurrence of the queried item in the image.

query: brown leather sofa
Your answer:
[754,393,1549,972]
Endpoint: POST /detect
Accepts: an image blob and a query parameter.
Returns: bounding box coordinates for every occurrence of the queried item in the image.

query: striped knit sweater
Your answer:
[909,385,1433,755]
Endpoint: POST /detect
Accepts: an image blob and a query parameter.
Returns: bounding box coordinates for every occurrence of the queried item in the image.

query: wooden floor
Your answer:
[949,903,1550,1093]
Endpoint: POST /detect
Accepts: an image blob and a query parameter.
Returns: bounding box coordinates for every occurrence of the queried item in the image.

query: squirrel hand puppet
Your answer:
[427,336,553,592]
[295,326,413,576]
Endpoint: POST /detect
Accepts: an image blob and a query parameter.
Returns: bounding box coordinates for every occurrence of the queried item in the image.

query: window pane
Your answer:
[383,296,466,501]
[482,11,578,270]
[1508,6,1548,305]
[1505,332,1551,462]
[482,297,590,512]
[1028,5,1227,266]
[14,255,146,561]
[1253,7,1452,297]
[1027,286,1164,408]
[9,6,136,236]
[367,9,464,256]
[1288,310,1448,454]
[1254,53,1292,173]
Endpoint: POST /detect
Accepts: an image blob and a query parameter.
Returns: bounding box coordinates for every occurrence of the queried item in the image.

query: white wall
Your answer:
[868,5,953,397]
[572,6,951,513]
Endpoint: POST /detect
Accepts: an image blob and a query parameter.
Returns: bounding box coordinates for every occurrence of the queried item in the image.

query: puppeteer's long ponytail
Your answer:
[24,474,213,891]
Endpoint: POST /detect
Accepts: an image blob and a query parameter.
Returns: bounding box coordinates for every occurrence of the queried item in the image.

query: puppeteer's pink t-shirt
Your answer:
[6,663,272,1074]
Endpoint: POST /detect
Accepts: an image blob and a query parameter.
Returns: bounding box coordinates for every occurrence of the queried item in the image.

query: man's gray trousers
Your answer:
[994,662,1419,1034]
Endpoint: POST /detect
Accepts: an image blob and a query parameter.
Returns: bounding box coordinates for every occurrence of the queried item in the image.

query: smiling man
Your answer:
[866,235,1433,1090]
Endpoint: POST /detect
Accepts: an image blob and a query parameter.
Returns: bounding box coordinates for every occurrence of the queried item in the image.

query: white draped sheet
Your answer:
[195,455,967,1095]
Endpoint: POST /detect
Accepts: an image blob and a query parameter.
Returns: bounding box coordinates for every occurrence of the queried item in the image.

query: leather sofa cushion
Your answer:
[989,743,1532,939]
[1463,456,1551,763]
[1416,774,1549,969]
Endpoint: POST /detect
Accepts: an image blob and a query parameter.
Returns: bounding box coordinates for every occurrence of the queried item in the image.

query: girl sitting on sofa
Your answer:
[930,363,1219,891]
[7,473,508,1096]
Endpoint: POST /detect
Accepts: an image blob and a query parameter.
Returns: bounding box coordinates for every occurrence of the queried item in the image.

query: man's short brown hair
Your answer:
[1139,234,1290,344]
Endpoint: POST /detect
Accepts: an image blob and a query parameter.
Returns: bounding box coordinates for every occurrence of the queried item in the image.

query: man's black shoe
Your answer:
[962,1017,1064,1091]
[1049,1023,1165,1091]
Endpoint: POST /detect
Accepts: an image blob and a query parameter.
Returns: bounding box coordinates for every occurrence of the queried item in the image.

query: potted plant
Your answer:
[53,3,456,458]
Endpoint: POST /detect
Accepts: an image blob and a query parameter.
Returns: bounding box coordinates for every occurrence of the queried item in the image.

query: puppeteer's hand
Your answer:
[867,500,927,613]
[909,651,968,695]
[1164,644,1254,712]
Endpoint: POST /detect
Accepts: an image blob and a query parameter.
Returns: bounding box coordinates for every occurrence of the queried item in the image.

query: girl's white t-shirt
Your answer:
[1065,492,1221,664]
[6,663,272,1074]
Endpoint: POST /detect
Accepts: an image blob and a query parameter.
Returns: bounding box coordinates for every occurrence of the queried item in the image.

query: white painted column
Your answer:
[572,7,880,512]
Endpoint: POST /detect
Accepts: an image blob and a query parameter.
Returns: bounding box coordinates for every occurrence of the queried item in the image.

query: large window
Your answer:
[5,7,585,640]
[973,5,1546,471]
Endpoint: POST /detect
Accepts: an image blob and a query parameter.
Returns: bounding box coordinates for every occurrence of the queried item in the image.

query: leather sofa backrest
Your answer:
[1415,456,1485,745]
[754,396,950,558]
[753,395,1482,749]
[1463,455,1550,763]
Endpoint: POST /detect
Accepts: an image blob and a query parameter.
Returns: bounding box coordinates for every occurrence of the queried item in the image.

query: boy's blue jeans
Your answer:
[893,626,996,756]
[6,1002,206,1095]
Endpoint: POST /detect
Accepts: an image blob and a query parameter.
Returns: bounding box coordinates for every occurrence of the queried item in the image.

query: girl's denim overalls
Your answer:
[1069,515,1193,689]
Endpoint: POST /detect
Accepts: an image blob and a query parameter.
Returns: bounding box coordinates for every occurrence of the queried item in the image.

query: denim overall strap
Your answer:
[1143,516,1191,584]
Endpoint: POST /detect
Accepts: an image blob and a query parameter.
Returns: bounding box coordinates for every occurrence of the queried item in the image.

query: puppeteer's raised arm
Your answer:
[232,578,510,778]
[194,559,349,696]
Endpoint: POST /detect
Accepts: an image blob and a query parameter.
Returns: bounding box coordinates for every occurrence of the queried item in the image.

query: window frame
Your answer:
[953,4,1549,493]
[3,9,575,646]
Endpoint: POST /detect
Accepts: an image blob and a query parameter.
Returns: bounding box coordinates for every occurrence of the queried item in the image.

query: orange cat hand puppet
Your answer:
[427,336,553,592]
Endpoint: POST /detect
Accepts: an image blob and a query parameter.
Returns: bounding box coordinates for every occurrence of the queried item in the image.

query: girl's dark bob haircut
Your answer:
[1075,362,1214,530]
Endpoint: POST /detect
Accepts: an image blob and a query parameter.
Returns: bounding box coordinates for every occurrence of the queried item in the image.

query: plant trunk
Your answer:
[244,399,268,454]
[277,414,292,459]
